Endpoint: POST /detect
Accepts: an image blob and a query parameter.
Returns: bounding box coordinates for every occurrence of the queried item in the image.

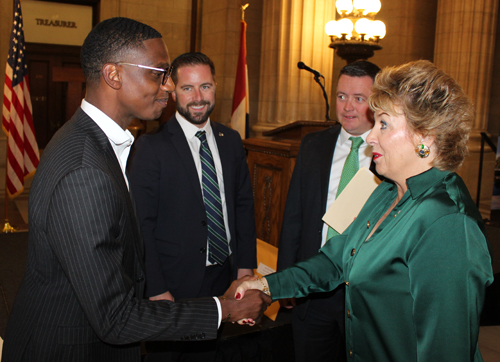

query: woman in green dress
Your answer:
[237,60,494,361]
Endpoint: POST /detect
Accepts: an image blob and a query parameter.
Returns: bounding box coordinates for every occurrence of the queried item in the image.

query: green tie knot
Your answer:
[349,136,364,151]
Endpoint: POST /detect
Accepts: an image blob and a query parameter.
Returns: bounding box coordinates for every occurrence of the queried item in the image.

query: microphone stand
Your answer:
[314,75,331,121]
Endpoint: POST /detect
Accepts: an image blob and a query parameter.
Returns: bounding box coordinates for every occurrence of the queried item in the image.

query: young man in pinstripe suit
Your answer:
[2,17,270,362]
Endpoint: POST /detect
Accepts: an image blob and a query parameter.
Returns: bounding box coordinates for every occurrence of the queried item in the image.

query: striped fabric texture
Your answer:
[1,110,218,362]
[195,130,229,265]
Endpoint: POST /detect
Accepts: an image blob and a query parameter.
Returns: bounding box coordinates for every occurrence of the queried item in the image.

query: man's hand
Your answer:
[218,276,271,324]
[279,298,296,309]
[149,291,175,302]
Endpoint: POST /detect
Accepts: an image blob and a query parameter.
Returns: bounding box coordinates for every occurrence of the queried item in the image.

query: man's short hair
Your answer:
[81,17,162,85]
[171,52,216,84]
[339,60,380,81]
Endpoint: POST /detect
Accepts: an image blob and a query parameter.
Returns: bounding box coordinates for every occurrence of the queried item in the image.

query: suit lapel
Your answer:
[74,109,128,193]
[212,122,234,215]
[166,117,205,207]
[75,109,144,262]
[74,110,127,189]
[319,125,341,212]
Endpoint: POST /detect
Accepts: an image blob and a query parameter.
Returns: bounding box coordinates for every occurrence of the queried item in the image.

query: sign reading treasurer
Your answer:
[22,0,92,46]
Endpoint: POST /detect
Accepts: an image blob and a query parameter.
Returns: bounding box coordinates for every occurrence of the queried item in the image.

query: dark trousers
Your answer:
[145,261,231,362]
[292,286,346,362]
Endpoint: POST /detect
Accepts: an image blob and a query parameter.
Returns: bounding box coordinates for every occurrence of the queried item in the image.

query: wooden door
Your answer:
[26,43,82,148]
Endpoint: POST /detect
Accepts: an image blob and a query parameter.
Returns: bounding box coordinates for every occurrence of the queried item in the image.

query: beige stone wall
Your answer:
[196,0,263,134]
[100,0,192,59]
[434,0,498,133]
[330,0,438,120]
[371,0,438,68]
[254,0,336,135]
[245,2,264,137]
[434,0,499,218]
[198,0,243,127]
[487,9,500,137]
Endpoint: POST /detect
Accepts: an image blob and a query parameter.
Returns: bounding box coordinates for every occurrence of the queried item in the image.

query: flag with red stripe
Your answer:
[2,0,40,199]
[231,19,249,139]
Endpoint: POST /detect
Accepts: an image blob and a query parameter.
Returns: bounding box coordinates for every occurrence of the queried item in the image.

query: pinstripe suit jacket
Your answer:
[2,108,218,362]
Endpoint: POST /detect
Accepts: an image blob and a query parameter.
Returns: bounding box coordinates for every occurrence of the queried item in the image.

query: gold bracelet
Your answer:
[259,278,271,296]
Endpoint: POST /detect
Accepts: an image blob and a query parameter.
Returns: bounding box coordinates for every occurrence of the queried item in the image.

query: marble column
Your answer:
[253,0,336,136]
[434,0,499,217]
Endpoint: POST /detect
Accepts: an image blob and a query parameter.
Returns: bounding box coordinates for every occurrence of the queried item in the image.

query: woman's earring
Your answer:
[415,144,430,158]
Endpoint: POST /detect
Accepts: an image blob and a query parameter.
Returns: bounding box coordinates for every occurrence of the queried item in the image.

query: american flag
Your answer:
[2,0,40,198]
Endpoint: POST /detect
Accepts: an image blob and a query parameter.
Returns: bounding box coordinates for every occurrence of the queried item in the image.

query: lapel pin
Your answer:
[219,132,224,137]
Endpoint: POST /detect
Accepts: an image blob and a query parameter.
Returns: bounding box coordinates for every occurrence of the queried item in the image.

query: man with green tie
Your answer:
[277,60,381,362]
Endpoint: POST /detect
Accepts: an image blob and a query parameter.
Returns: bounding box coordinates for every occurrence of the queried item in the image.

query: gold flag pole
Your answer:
[3,150,15,233]
[241,3,249,21]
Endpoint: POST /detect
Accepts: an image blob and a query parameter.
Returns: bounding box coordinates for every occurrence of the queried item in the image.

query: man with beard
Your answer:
[129,52,257,362]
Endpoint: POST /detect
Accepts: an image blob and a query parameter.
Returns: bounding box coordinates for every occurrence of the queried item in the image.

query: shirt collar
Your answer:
[338,127,371,147]
[405,167,450,199]
[175,111,213,140]
[81,99,134,147]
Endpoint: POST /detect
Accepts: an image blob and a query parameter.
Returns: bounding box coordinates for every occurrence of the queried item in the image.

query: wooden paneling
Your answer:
[26,43,82,148]
[244,121,335,247]
[244,139,299,247]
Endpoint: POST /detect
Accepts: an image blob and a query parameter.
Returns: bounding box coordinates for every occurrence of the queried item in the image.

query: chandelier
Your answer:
[325,0,386,63]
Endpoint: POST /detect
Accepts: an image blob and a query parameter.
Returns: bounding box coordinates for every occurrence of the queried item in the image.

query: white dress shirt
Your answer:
[80,99,135,189]
[175,112,232,264]
[321,127,373,247]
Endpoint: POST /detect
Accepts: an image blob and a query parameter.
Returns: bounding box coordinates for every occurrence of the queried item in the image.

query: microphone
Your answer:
[297,61,323,78]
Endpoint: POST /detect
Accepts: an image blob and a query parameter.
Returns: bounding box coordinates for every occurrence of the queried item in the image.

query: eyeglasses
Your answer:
[116,62,173,85]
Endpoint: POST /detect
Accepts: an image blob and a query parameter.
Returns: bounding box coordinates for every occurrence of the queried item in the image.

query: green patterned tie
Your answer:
[196,131,229,264]
[326,136,364,241]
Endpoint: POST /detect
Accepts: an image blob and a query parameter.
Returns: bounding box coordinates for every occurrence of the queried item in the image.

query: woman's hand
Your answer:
[233,277,271,325]
[235,277,270,300]
[218,275,271,326]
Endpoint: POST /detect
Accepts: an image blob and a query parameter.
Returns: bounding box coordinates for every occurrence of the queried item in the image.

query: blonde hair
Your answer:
[369,60,474,171]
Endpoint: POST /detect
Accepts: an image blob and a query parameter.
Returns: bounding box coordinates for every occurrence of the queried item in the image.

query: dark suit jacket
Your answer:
[277,125,379,319]
[2,109,218,362]
[128,116,256,300]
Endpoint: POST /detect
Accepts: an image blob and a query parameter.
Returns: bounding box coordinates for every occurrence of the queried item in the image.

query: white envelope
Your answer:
[322,167,381,234]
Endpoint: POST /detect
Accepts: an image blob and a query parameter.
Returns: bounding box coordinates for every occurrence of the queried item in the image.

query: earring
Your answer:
[415,144,430,158]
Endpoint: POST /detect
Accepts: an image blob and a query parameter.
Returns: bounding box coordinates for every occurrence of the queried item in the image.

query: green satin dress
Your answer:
[267,168,493,361]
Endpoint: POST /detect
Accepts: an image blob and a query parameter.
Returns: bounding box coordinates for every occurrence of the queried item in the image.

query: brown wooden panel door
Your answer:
[29,60,50,148]
[252,155,285,246]
[244,139,299,247]
[26,43,82,148]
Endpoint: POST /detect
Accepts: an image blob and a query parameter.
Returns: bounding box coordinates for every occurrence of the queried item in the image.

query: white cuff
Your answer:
[213,296,222,328]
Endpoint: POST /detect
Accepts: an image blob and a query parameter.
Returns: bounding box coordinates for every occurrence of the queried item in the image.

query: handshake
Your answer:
[218,276,272,326]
